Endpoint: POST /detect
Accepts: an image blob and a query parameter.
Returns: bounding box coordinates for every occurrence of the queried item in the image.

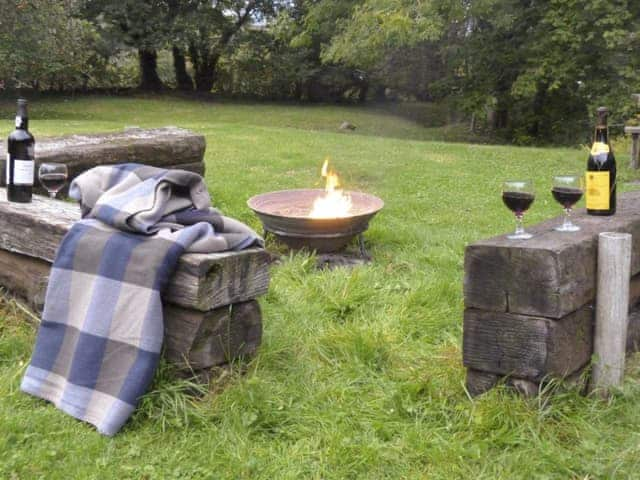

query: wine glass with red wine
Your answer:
[38,162,68,199]
[552,175,584,232]
[502,180,535,240]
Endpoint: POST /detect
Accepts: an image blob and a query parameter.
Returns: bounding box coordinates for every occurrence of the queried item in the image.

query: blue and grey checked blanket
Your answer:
[21,163,262,436]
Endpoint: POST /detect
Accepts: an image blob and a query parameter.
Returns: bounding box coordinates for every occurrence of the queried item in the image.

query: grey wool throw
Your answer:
[21,163,262,436]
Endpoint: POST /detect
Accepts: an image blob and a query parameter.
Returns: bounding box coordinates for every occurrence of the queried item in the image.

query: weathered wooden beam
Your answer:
[463,273,640,382]
[0,189,270,311]
[464,281,640,396]
[168,161,205,176]
[591,232,632,393]
[1,127,206,189]
[164,301,262,369]
[0,249,49,312]
[464,191,640,319]
[465,369,500,397]
[624,126,640,170]
[462,306,594,381]
[0,249,262,370]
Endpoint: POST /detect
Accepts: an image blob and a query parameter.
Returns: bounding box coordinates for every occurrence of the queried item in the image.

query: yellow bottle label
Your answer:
[591,142,610,155]
[586,171,610,210]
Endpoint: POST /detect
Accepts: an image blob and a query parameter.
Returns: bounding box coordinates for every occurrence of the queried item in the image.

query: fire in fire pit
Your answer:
[309,159,353,219]
[247,160,383,254]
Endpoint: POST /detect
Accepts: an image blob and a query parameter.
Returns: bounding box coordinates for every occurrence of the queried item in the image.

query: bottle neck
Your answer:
[16,101,28,130]
[594,126,608,144]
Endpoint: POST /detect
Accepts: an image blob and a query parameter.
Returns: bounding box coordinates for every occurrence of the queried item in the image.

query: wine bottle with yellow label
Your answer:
[586,106,616,216]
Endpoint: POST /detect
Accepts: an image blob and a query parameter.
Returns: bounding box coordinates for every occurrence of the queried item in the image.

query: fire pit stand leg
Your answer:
[358,234,369,258]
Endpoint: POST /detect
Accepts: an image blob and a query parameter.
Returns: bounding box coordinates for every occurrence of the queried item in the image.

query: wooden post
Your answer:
[624,126,640,170]
[591,232,632,394]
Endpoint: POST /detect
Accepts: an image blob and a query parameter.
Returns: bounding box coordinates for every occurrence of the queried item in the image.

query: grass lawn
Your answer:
[1,95,640,479]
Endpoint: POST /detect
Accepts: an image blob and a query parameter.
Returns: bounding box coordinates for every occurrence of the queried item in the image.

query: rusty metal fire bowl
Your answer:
[247,189,384,253]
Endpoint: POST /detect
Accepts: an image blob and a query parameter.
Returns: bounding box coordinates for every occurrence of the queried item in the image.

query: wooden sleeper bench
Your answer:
[0,127,206,194]
[463,191,640,395]
[0,189,271,379]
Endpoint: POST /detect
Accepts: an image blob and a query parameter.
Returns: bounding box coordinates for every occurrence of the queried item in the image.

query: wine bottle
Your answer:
[6,98,35,203]
[586,106,616,216]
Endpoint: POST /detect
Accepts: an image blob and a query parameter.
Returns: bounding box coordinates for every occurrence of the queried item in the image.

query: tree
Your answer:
[174,0,276,93]
[319,0,640,142]
[509,0,640,140]
[278,0,374,102]
[82,0,171,91]
[0,0,98,91]
[291,0,448,101]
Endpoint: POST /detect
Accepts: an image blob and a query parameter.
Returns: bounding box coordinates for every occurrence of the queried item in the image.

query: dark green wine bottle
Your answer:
[6,98,35,203]
[586,106,616,216]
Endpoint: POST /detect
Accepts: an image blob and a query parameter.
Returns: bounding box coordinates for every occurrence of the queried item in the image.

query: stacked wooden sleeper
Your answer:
[0,189,271,378]
[463,191,640,396]
[0,127,207,193]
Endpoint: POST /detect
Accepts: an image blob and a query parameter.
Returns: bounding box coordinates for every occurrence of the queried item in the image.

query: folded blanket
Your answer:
[21,164,262,436]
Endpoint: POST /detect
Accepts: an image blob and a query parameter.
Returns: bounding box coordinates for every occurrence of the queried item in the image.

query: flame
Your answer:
[309,159,352,218]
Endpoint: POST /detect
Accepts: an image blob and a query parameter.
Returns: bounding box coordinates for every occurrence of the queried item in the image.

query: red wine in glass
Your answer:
[502,180,535,239]
[551,187,583,208]
[38,162,68,198]
[40,173,67,193]
[502,191,535,214]
[552,175,583,232]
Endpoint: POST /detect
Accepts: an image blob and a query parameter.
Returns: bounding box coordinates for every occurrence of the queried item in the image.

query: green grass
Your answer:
[2,95,640,479]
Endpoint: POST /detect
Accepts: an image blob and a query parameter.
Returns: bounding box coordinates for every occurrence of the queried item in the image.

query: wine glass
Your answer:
[38,163,68,199]
[502,180,535,240]
[551,174,584,232]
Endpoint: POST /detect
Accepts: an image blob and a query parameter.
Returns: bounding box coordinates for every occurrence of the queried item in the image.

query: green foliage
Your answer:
[288,0,363,56]
[0,0,101,90]
[216,29,312,99]
[442,0,640,143]
[82,0,171,51]
[322,0,443,69]
[175,0,277,92]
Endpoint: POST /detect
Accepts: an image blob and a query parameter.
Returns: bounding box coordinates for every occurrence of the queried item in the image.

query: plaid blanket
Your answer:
[21,164,262,436]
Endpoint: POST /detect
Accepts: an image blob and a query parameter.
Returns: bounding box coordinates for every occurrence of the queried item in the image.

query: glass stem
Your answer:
[49,192,56,199]
[563,207,572,228]
[515,213,525,235]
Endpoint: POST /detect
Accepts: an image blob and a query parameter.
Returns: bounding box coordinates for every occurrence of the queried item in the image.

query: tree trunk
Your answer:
[373,85,386,102]
[138,49,164,91]
[358,79,369,103]
[189,45,219,93]
[172,46,194,91]
[496,108,509,129]
[194,66,216,93]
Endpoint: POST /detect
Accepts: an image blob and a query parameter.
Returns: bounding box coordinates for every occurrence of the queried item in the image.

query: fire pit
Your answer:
[247,188,383,253]
[248,160,383,255]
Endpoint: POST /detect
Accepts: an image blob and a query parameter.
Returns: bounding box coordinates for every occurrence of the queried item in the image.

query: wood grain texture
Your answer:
[464,277,640,394]
[462,307,593,381]
[626,308,640,352]
[625,126,640,169]
[168,161,206,176]
[0,250,50,312]
[465,369,500,397]
[592,232,632,391]
[0,249,262,369]
[163,301,262,369]
[465,190,640,318]
[0,188,270,311]
[0,127,206,189]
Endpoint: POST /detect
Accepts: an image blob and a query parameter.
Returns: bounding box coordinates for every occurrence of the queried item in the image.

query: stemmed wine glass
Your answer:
[551,174,584,232]
[502,180,535,240]
[38,163,68,199]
